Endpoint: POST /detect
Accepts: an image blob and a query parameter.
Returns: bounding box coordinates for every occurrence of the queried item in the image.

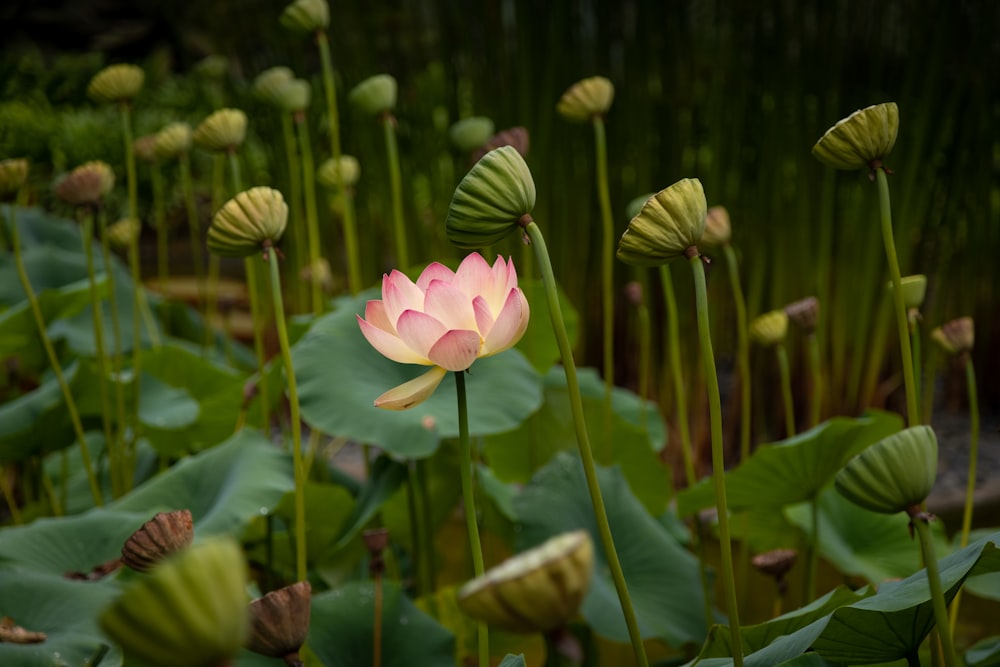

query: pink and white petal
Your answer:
[374,366,448,410]
[396,309,448,357]
[482,256,513,312]
[357,315,430,364]
[423,279,478,331]
[416,262,455,292]
[452,252,494,300]
[427,329,482,371]
[481,288,530,356]
[472,295,495,340]
[364,300,396,334]
[383,270,425,325]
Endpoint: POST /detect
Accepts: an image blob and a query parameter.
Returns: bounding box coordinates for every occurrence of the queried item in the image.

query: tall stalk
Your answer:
[658,265,696,486]
[948,357,980,632]
[280,114,308,310]
[806,333,822,428]
[593,117,615,452]
[119,104,144,433]
[382,114,409,269]
[909,510,957,667]
[96,210,128,494]
[722,244,751,460]
[315,31,343,162]
[775,343,796,438]
[294,112,324,315]
[150,159,168,288]
[179,153,209,329]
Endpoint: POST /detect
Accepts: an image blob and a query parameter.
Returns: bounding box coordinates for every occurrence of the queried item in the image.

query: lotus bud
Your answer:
[208,187,288,258]
[449,116,494,152]
[812,102,898,171]
[750,310,789,347]
[349,74,397,116]
[194,55,228,80]
[752,549,797,595]
[888,274,926,311]
[931,317,974,357]
[616,178,707,266]
[458,530,594,633]
[252,67,295,108]
[87,64,144,104]
[154,122,193,160]
[280,0,330,32]
[701,205,732,247]
[133,134,158,163]
[446,145,536,249]
[317,155,360,189]
[121,509,194,572]
[299,257,333,293]
[785,296,820,334]
[835,425,938,515]
[100,539,248,667]
[556,76,614,122]
[472,126,530,163]
[107,217,142,251]
[275,78,311,114]
[624,280,644,307]
[0,158,29,201]
[54,161,115,207]
[246,581,311,662]
[193,109,248,153]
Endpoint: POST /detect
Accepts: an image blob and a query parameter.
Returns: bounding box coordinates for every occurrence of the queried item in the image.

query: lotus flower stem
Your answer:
[40,464,63,516]
[522,219,649,667]
[280,114,308,310]
[179,153,208,333]
[206,155,226,350]
[119,104,147,422]
[721,244,752,461]
[593,116,616,453]
[454,369,488,667]
[266,244,307,582]
[909,510,957,667]
[11,202,103,507]
[658,265,696,485]
[382,114,409,269]
[633,281,651,423]
[948,357,980,633]
[804,496,820,605]
[806,332,822,428]
[316,31,343,163]
[0,465,21,524]
[910,318,922,415]
[150,159,168,288]
[294,112,324,315]
[418,458,436,589]
[775,343,796,437]
[96,210,128,494]
[689,249,744,666]
[404,463,428,594]
[340,189,363,295]
[875,167,918,426]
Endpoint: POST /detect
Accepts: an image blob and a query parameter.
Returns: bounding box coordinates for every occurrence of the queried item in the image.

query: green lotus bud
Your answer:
[556,76,614,122]
[194,55,228,80]
[445,145,536,249]
[100,538,248,667]
[472,126,530,163]
[458,530,594,633]
[193,109,248,153]
[300,257,333,292]
[749,310,789,346]
[121,510,194,573]
[154,122,193,160]
[133,134,158,163]
[835,425,938,514]
[275,78,311,113]
[53,161,115,206]
[625,192,654,221]
[317,155,361,189]
[87,64,144,104]
[280,0,329,32]
[616,178,707,266]
[449,116,494,152]
[812,102,899,171]
[887,274,926,311]
[0,158,29,200]
[349,74,398,116]
[784,296,820,334]
[247,581,311,661]
[701,205,732,247]
[208,187,288,257]
[252,67,295,108]
[931,317,974,356]
[107,217,142,250]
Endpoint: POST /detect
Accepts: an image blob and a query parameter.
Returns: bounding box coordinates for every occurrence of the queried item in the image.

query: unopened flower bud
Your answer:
[617,178,706,266]
[208,187,288,257]
[472,126,530,163]
[54,161,115,207]
[154,122,192,160]
[194,55,228,80]
[624,281,643,306]
[276,78,311,114]
[931,317,974,356]
[87,64,144,104]
[349,74,397,116]
[785,296,820,334]
[280,0,330,32]
[318,155,360,189]
[193,109,248,153]
[750,310,789,346]
[252,67,295,108]
[701,205,732,247]
[556,76,614,122]
[133,135,158,163]
[299,257,333,292]
[449,116,495,153]
[835,425,938,514]
[107,217,142,250]
[0,158,29,200]
[813,102,898,171]
[888,275,926,311]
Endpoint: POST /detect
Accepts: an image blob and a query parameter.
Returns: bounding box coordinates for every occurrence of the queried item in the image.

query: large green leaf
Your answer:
[330,455,407,550]
[0,242,96,304]
[137,371,200,431]
[293,290,543,459]
[1,206,87,255]
[677,412,902,516]
[307,581,454,667]
[966,636,1000,666]
[0,361,80,462]
[498,655,527,667]
[514,277,578,374]
[513,452,707,648]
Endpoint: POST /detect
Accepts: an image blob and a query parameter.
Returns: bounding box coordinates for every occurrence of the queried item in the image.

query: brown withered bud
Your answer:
[363,528,390,577]
[121,509,195,572]
[785,296,820,334]
[931,317,974,358]
[134,134,159,163]
[752,548,798,594]
[246,581,311,665]
[472,126,530,163]
[623,281,644,307]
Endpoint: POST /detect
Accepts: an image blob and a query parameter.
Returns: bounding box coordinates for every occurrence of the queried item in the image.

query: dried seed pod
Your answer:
[317,155,360,190]
[785,296,820,334]
[812,102,898,171]
[749,310,789,347]
[246,581,311,661]
[107,217,142,251]
[458,530,594,633]
[701,205,732,247]
[253,67,295,109]
[752,549,798,579]
[0,158,29,200]
[121,509,194,572]
[556,76,614,122]
[446,146,536,249]
[87,64,144,104]
[888,275,927,311]
[931,317,974,356]
[449,116,495,153]
[280,0,330,32]
[208,187,288,257]
[349,74,397,116]
[617,178,707,266]
[154,122,193,160]
[193,109,248,153]
[53,161,115,207]
[472,126,530,163]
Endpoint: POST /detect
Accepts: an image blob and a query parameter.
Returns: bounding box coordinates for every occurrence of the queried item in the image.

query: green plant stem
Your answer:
[722,244,751,462]
[911,318,922,415]
[689,251,744,666]
[804,496,819,605]
[179,153,208,329]
[417,458,436,589]
[775,343,796,438]
[875,167,919,427]
[382,114,408,269]
[96,211,127,495]
[635,293,651,428]
[206,155,227,350]
[454,370,488,667]
[658,265,696,485]
[12,203,102,506]
[280,114,308,311]
[806,333,822,428]
[523,220,648,667]
[151,160,168,287]
[592,116,615,457]
[0,465,21,524]
[910,513,957,667]
[405,462,427,595]
[948,357,980,633]
[120,104,144,437]
[267,245,307,582]
[373,569,383,667]
[922,348,938,426]
[340,190,363,294]
[295,113,324,315]
[315,31,343,162]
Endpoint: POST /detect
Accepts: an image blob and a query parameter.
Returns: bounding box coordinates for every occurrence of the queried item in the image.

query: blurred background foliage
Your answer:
[1,0,997,440]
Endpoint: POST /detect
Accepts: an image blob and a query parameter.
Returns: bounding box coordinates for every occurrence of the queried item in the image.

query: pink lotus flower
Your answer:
[358,252,530,409]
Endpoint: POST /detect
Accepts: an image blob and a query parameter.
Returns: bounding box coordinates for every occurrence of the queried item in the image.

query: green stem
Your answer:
[0,465,21,524]
[659,265,696,486]
[417,458,436,590]
[295,113,324,315]
[151,160,168,287]
[316,31,343,162]
[523,220,648,667]
[911,512,957,667]
[911,318,923,415]
[806,333,822,428]
[120,104,144,436]
[382,114,409,269]
[267,245,307,582]
[405,462,427,595]
[340,190,363,295]
[722,244,751,461]
[244,258,270,432]
[592,117,615,457]
[804,496,819,605]
[635,293,651,428]
[206,155,227,349]
[875,167,919,426]
[96,211,127,496]
[775,343,796,438]
[455,370,488,667]
[689,251,744,666]
[280,114,308,311]
[179,153,208,331]
[8,206,104,511]
[948,358,980,633]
